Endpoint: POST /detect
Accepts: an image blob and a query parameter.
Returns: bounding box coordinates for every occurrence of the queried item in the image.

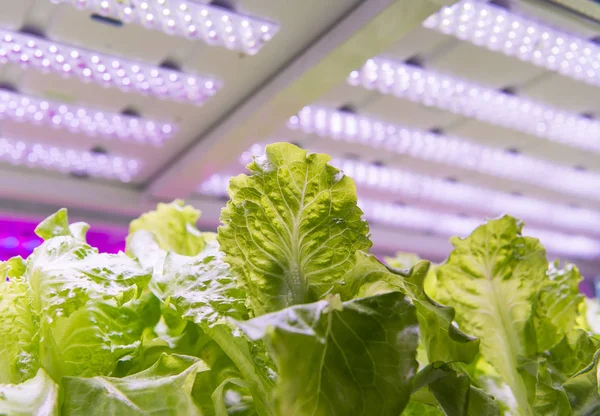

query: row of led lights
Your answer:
[198,173,600,260]
[289,106,600,201]
[49,0,279,55]
[0,2,279,182]
[0,30,219,105]
[424,0,600,89]
[0,137,139,182]
[239,142,600,237]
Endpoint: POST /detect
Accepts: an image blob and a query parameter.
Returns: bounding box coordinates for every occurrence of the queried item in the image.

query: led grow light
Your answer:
[289,106,600,201]
[198,173,600,260]
[239,144,600,236]
[0,137,140,182]
[348,57,600,152]
[0,89,174,144]
[49,0,279,55]
[0,29,220,105]
[424,0,600,88]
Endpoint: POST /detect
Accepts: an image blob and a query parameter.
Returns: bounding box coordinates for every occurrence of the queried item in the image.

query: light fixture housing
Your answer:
[0,136,140,182]
[288,106,600,201]
[0,89,174,144]
[424,0,600,89]
[348,57,600,152]
[48,0,279,55]
[0,29,220,105]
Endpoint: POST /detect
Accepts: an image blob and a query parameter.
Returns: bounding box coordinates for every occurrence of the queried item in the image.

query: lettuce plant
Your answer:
[0,142,598,416]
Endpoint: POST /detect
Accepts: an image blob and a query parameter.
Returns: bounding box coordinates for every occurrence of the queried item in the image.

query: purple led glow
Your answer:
[0,89,174,144]
[0,217,126,260]
[49,0,280,55]
[0,136,141,182]
[0,29,221,105]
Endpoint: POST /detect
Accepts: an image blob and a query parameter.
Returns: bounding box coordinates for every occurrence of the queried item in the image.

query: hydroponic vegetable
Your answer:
[0,142,598,416]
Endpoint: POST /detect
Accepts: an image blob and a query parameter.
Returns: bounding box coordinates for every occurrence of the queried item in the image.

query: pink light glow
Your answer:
[0,216,126,260]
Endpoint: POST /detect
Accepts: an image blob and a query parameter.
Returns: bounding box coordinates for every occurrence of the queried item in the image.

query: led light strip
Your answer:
[49,0,279,55]
[348,57,600,152]
[424,0,600,88]
[289,106,600,201]
[0,137,140,182]
[0,89,174,144]
[198,173,600,260]
[0,29,220,105]
[239,143,600,236]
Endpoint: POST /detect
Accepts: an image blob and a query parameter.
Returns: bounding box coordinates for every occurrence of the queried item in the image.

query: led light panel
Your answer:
[348,57,600,152]
[424,0,600,88]
[289,106,600,201]
[49,0,279,55]
[0,89,174,144]
[0,29,220,105]
[0,137,140,182]
[239,143,600,236]
[198,173,600,260]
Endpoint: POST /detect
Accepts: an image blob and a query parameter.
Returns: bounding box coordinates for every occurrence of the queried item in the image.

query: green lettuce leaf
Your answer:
[40,298,154,380]
[343,252,479,365]
[151,241,248,327]
[62,354,208,415]
[411,362,500,416]
[26,236,150,321]
[34,208,89,242]
[0,368,59,416]
[19,210,153,380]
[2,256,26,280]
[402,401,445,415]
[435,216,548,414]
[147,239,274,416]
[535,261,584,352]
[545,330,600,414]
[237,292,419,416]
[518,356,572,415]
[127,200,208,257]
[0,275,38,383]
[562,350,600,415]
[218,142,371,315]
[384,252,421,269]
